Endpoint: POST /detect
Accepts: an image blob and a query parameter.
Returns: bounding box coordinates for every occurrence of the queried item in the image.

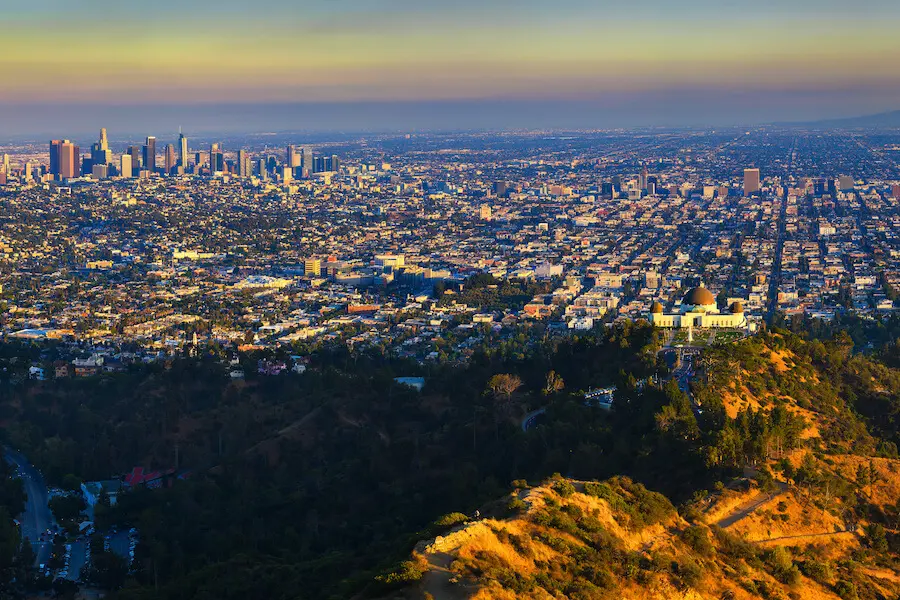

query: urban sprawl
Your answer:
[1,128,900,379]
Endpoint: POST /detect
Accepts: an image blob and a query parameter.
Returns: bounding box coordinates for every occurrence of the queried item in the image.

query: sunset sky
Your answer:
[2,0,899,133]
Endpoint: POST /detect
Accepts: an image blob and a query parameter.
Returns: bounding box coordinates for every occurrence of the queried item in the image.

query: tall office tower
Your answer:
[143,136,157,173]
[2,154,8,175]
[120,154,133,178]
[90,128,111,170]
[23,162,33,181]
[281,166,293,183]
[301,147,313,177]
[73,145,81,178]
[893,184,900,200]
[238,150,251,177]
[127,145,142,170]
[287,145,300,168]
[743,168,761,196]
[0,170,5,185]
[59,141,79,179]
[639,166,649,191]
[163,144,175,175]
[49,140,63,177]
[209,143,224,173]
[257,158,267,180]
[313,156,325,173]
[178,130,189,168]
[329,155,340,172]
[493,181,509,197]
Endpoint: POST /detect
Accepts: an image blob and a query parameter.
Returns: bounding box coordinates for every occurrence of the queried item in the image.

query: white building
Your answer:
[648,287,747,329]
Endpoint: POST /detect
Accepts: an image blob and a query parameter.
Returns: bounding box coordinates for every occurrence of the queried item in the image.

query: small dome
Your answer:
[683,287,715,306]
[729,301,744,314]
[650,301,664,314]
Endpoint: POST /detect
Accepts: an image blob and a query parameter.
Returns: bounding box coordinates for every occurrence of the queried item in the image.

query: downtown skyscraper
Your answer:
[179,130,189,170]
[50,139,79,180]
[143,136,156,174]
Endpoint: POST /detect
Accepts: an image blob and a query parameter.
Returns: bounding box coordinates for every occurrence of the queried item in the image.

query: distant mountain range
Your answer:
[784,109,900,128]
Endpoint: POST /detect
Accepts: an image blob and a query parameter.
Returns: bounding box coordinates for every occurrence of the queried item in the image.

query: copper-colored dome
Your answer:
[683,287,715,306]
[650,301,664,314]
[729,301,744,314]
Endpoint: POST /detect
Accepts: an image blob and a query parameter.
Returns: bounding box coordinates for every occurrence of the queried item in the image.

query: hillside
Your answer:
[380,331,900,600]
[380,474,900,600]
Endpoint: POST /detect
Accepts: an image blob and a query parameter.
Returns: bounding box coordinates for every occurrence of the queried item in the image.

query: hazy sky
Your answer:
[1,0,899,133]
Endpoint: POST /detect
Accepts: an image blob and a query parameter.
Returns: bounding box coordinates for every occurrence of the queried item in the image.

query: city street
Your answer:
[4,448,55,568]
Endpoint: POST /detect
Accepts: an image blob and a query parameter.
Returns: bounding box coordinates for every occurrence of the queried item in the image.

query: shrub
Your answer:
[799,559,832,585]
[834,580,858,600]
[712,526,757,562]
[506,497,527,514]
[552,479,576,498]
[864,523,888,554]
[681,525,714,557]
[433,512,469,530]
[765,547,800,585]
[375,557,427,587]
[674,557,704,589]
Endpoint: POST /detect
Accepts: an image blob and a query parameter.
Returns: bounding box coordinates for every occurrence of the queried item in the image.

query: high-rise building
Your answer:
[59,141,79,179]
[90,128,111,172]
[238,150,251,177]
[178,130,189,169]
[127,145,142,170]
[2,154,9,175]
[49,140,63,177]
[209,143,224,173]
[301,147,313,177]
[91,163,109,180]
[328,155,340,172]
[639,166,649,191]
[493,181,509,197]
[287,145,300,168]
[120,154,133,178]
[143,137,157,173]
[743,168,760,196]
[839,175,854,191]
[165,144,176,175]
[893,184,900,200]
[480,204,492,220]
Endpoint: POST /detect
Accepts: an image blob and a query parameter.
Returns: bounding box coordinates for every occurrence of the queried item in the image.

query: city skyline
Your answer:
[1,0,899,132]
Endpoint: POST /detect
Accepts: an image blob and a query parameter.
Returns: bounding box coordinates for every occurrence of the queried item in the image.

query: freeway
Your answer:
[4,448,55,568]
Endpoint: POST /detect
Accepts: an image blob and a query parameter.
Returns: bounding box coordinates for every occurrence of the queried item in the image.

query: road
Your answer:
[765,137,795,322]
[4,448,55,568]
[521,408,546,432]
[715,481,789,529]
